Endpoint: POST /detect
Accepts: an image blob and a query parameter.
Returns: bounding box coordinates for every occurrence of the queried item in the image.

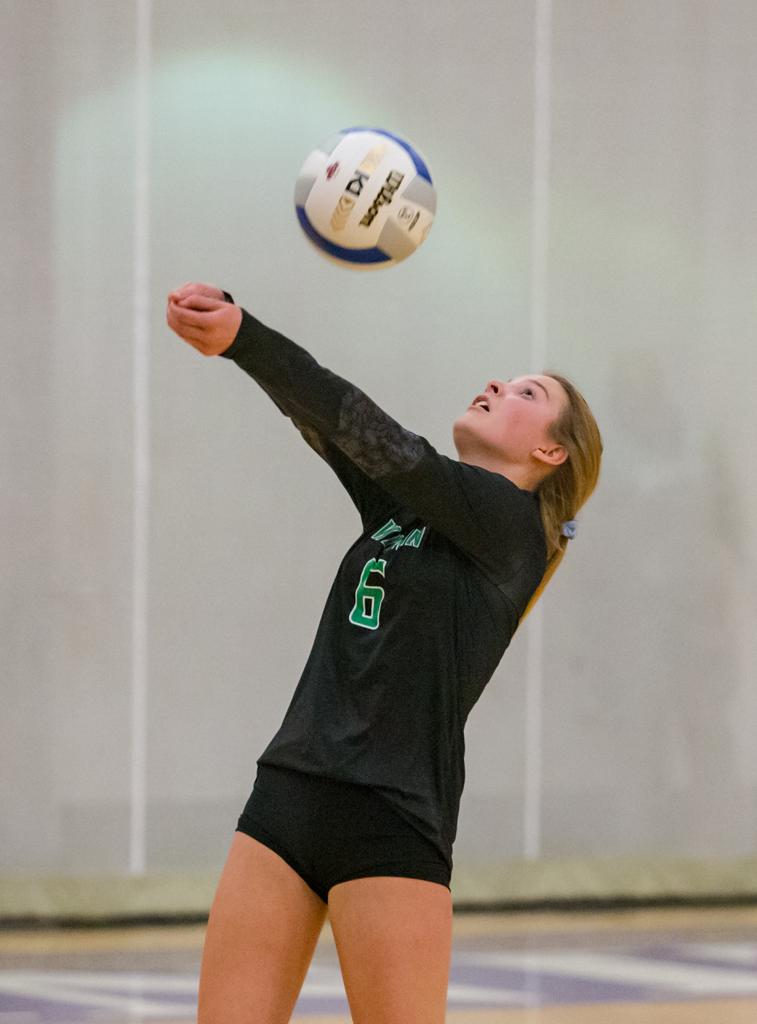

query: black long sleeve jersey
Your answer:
[221,308,547,869]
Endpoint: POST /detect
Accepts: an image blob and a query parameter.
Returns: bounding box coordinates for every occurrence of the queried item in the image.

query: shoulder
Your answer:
[451,459,542,519]
[445,459,545,557]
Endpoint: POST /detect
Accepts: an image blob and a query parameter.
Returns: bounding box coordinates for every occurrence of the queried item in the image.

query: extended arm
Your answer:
[166,284,393,525]
[166,286,545,584]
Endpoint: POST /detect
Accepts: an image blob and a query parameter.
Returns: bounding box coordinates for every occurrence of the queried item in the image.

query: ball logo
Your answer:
[330,195,355,231]
[346,171,368,196]
[326,161,340,179]
[360,169,404,227]
[329,144,386,232]
[397,205,420,231]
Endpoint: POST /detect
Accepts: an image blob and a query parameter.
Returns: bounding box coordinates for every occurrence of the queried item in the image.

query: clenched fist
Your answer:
[166,281,242,357]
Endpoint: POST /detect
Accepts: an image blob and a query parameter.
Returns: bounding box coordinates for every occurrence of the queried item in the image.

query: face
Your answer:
[453,374,569,468]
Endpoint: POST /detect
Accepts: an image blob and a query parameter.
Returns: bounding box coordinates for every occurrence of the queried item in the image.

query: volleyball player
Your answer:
[166,282,603,1024]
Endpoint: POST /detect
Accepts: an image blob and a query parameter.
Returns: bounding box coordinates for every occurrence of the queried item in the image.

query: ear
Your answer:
[531,443,568,468]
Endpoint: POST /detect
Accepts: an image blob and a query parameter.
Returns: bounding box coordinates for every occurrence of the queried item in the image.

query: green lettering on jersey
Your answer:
[403,527,426,548]
[348,558,387,630]
[371,519,402,542]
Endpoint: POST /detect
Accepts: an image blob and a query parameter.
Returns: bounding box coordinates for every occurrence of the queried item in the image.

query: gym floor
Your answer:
[1,905,757,1022]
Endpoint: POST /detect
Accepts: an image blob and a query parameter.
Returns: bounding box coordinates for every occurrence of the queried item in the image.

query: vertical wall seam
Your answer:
[130,0,152,877]
[524,0,552,862]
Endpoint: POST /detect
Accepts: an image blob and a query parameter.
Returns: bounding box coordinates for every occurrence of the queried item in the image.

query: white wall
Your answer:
[2,0,756,895]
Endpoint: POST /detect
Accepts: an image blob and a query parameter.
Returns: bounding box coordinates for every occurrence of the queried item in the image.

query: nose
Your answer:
[486,380,506,398]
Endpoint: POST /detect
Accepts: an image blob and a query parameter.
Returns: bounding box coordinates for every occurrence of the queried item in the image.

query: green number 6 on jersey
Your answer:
[349,558,388,630]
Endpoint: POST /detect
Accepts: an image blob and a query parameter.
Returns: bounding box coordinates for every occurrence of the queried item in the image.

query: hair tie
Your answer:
[561,520,577,539]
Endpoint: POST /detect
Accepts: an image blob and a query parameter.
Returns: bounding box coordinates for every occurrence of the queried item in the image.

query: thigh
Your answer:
[198,831,328,1024]
[328,875,452,1024]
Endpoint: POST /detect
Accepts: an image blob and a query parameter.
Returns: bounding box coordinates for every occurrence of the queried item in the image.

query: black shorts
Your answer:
[236,763,451,904]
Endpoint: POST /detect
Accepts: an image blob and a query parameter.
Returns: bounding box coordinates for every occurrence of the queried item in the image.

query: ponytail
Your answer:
[519,373,603,624]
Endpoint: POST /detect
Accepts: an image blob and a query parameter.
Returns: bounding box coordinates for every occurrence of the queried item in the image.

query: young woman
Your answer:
[167,282,602,1024]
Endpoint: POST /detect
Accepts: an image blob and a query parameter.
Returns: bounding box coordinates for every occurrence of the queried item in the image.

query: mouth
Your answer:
[469,395,490,412]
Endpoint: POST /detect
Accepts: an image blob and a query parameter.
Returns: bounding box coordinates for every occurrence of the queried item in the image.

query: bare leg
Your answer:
[328,876,452,1024]
[198,832,328,1024]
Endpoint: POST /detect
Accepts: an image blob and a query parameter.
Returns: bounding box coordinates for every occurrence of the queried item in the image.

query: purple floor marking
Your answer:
[3,933,757,1019]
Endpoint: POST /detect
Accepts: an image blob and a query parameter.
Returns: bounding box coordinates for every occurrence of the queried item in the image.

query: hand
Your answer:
[169,281,225,304]
[166,283,242,357]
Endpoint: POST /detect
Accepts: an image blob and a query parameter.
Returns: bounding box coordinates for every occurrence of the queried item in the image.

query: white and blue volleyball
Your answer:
[294,127,436,269]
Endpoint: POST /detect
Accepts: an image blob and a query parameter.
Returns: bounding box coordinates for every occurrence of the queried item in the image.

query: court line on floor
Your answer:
[455,949,757,994]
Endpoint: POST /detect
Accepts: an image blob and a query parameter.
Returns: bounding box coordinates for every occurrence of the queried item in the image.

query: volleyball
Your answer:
[294,127,436,269]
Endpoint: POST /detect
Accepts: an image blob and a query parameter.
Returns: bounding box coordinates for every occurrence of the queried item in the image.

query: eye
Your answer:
[521,387,535,399]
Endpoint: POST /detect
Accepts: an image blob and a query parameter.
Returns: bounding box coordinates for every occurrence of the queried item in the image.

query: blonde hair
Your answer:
[519,372,603,623]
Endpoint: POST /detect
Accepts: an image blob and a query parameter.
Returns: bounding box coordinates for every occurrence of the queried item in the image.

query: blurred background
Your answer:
[2,0,756,921]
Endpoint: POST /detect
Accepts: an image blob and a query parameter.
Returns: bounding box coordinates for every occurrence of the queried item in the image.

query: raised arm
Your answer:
[166,286,546,589]
[166,283,393,527]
